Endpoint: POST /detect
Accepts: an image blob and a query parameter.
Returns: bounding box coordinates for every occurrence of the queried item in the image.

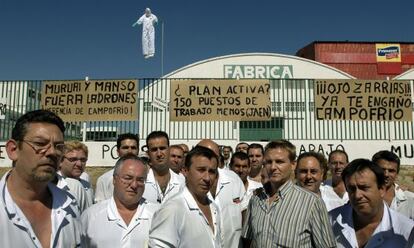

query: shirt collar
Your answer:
[107,197,149,221]
[263,180,293,199]
[146,168,181,185]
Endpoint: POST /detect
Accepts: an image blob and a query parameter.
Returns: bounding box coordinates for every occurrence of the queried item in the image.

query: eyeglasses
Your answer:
[64,156,88,163]
[115,175,146,186]
[22,140,65,154]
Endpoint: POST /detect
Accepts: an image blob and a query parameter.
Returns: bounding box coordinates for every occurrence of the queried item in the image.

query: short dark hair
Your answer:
[342,159,385,189]
[297,151,328,180]
[146,131,170,147]
[247,143,264,155]
[265,140,296,162]
[230,152,249,167]
[116,133,139,150]
[328,149,349,164]
[12,109,65,141]
[186,146,218,168]
[372,150,401,173]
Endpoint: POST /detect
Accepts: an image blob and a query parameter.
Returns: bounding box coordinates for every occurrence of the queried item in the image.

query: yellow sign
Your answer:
[314,79,412,122]
[376,43,401,62]
[42,79,138,122]
[170,79,271,121]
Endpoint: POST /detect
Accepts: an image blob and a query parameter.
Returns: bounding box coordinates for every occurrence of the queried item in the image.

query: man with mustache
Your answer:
[0,110,80,247]
[81,155,159,247]
[329,159,414,247]
[372,150,414,219]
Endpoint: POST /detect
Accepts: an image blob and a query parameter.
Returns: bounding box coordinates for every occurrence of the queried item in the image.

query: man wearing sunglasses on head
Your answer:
[0,109,81,248]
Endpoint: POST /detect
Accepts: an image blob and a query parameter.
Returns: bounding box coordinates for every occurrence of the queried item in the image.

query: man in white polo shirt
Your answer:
[198,139,245,248]
[230,151,262,211]
[81,155,159,247]
[0,110,80,248]
[143,131,184,204]
[149,146,223,247]
[95,133,139,202]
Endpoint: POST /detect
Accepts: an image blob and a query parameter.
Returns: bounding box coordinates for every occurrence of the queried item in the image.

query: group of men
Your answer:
[1,109,414,247]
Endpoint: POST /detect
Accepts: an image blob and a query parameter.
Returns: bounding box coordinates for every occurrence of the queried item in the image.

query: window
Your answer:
[285,102,306,112]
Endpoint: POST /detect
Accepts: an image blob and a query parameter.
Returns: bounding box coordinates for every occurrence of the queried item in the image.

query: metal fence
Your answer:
[1,79,413,142]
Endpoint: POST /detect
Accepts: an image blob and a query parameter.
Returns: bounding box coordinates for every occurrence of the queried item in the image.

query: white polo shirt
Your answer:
[142,168,184,204]
[329,202,414,247]
[81,197,159,248]
[391,183,414,220]
[210,169,245,248]
[321,180,349,211]
[0,171,81,248]
[94,168,114,203]
[149,186,223,248]
[240,178,263,211]
[56,173,91,213]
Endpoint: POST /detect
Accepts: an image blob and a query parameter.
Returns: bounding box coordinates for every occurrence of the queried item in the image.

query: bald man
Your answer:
[197,139,245,248]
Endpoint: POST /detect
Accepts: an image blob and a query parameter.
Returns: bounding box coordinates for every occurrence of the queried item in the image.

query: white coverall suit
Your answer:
[133,8,158,58]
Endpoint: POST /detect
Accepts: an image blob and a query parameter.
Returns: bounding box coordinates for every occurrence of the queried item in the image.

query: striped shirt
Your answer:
[242,180,336,248]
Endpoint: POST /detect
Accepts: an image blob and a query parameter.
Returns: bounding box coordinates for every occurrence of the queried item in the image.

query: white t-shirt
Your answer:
[210,169,245,248]
[149,187,223,248]
[81,197,159,248]
[94,168,114,203]
[142,168,185,204]
[56,173,91,213]
[0,171,81,248]
[240,178,263,211]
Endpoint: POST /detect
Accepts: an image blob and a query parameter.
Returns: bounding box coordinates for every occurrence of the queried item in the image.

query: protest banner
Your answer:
[315,79,412,121]
[0,97,6,120]
[42,79,138,121]
[170,79,271,121]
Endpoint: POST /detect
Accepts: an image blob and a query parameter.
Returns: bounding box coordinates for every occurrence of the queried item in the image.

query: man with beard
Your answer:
[0,110,80,247]
[372,150,414,219]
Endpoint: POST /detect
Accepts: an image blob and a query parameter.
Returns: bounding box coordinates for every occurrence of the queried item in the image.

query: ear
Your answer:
[182,166,188,178]
[6,139,19,161]
[291,160,297,172]
[379,184,386,198]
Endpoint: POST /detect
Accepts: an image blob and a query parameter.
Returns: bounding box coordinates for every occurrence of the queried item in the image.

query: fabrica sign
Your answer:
[224,65,293,79]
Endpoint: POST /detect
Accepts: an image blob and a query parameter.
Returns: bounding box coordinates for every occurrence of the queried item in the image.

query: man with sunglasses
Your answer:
[1,109,81,247]
[81,155,159,247]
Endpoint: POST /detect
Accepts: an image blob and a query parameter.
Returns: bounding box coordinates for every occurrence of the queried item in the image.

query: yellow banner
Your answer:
[376,43,401,62]
[42,79,138,122]
[170,79,271,121]
[314,79,412,122]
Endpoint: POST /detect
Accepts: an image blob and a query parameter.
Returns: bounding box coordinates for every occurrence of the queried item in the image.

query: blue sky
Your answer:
[1,0,413,80]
